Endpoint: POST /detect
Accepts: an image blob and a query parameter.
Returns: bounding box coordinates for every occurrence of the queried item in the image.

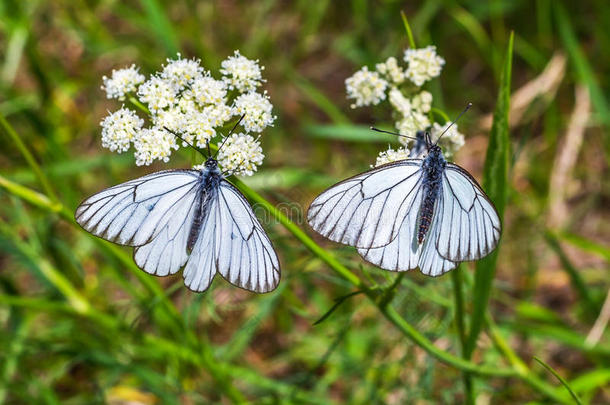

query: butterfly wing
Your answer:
[133,187,200,276]
[307,160,424,249]
[75,170,200,247]
[435,163,501,262]
[183,180,280,293]
[357,184,457,276]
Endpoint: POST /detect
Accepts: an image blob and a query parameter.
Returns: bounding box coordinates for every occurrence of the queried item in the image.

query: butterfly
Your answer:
[307,106,501,276]
[75,124,280,293]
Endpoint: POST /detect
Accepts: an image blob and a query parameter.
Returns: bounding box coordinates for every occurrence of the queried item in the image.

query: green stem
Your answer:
[487,314,570,404]
[0,112,59,203]
[451,267,474,404]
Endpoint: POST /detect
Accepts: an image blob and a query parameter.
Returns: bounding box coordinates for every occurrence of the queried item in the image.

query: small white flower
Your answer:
[233,91,275,133]
[100,107,144,153]
[133,127,179,166]
[388,87,412,117]
[152,106,186,134]
[395,112,430,146]
[429,122,465,157]
[220,50,265,92]
[203,103,233,127]
[403,46,445,86]
[345,66,388,108]
[190,75,227,106]
[412,91,433,113]
[160,54,204,92]
[101,65,145,101]
[374,146,410,167]
[375,57,405,84]
[137,76,177,113]
[182,110,215,148]
[217,133,264,176]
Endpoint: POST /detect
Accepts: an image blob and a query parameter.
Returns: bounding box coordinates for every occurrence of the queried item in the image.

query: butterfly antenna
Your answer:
[163,127,207,157]
[434,102,472,145]
[370,127,418,142]
[213,114,246,159]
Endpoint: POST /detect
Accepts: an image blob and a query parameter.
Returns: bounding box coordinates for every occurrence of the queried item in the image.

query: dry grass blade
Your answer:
[479,52,566,129]
[547,85,591,227]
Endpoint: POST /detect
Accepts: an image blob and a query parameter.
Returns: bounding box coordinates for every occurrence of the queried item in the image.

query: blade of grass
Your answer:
[0,112,58,202]
[555,2,610,128]
[544,231,600,317]
[465,32,513,358]
[137,0,179,55]
[306,124,397,143]
[400,10,416,48]
[534,357,583,405]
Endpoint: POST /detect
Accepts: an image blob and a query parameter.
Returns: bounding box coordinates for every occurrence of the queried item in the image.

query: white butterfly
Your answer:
[75,157,280,293]
[307,125,501,277]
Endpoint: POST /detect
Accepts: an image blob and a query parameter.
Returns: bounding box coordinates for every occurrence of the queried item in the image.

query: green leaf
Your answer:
[465,32,513,358]
[306,124,397,143]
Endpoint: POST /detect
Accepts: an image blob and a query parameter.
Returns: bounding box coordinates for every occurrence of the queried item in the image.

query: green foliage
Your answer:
[466,32,513,359]
[0,1,608,404]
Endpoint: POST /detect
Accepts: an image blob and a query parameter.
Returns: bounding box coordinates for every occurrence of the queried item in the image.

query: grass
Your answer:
[0,1,609,403]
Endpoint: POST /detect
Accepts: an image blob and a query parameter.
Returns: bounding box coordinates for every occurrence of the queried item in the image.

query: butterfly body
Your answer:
[418,145,446,244]
[188,159,222,250]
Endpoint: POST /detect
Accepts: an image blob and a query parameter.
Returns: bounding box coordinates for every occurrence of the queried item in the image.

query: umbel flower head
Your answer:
[99,52,276,176]
[345,44,464,164]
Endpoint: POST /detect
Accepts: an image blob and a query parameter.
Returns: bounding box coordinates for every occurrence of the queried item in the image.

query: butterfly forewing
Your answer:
[75,170,199,247]
[307,160,423,250]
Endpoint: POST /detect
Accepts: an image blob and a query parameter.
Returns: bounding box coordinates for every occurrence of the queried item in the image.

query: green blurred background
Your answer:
[0,0,608,403]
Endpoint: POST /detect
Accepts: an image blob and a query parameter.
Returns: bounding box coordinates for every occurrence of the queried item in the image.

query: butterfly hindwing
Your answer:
[435,163,501,262]
[216,182,280,293]
[307,160,424,250]
[357,184,457,276]
[182,180,280,293]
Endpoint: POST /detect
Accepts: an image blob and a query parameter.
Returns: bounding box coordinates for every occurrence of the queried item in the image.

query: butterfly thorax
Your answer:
[187,158,223,251]
[418,146,446,244]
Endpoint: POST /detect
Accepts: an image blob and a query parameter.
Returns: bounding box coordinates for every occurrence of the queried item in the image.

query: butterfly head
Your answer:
[204,157,219,171]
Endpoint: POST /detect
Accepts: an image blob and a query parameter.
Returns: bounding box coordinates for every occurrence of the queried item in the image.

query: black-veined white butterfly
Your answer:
[75,121,280,293]
[307,106,501,276]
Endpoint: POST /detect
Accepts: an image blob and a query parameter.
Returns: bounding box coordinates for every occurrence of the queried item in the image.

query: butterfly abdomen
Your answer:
[418,149,446,244]
[187,167,222,251]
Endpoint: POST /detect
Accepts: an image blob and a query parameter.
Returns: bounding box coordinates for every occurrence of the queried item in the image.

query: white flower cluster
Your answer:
[374,146,410,167]
[346,44,463,164]
[430,122,465,157]
[220,50,265,92]
[99,52,275,175]
[214,133,264,176]
[101,65,145,101]
[345,67,388,108]
[403,46,445,87]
